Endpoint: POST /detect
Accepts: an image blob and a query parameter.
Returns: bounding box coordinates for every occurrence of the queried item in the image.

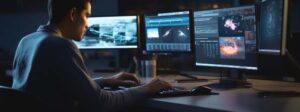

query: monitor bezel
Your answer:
[193,5,259,71]
[74,15,139,50]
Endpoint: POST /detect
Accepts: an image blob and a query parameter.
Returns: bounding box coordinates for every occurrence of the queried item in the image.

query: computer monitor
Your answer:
[73,16,138,49]
[194,5,258,70]
[144,11,192,53]
[259,0,289,55]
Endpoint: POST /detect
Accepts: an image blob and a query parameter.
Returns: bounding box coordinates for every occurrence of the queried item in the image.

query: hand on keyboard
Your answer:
[106,78,173,95]
[140,78,173,96]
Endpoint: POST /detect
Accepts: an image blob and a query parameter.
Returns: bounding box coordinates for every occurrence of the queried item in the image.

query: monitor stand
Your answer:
[208,69,251,89]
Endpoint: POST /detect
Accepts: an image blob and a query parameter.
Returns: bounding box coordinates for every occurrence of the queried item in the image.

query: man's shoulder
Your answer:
[44,35,74,47]
[20,31,76,51]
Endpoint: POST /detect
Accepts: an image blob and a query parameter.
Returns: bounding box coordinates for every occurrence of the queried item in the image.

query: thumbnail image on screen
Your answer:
[219,37,246,60]
[259,0,286,54]
[73,16,138,49]
[194,6,257,70]
[144,11,192,52]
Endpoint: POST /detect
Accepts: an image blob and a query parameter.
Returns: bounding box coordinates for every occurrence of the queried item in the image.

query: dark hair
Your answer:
[48,0,92,24]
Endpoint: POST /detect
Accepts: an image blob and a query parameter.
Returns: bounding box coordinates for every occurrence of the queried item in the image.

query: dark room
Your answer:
[1,0,300,112]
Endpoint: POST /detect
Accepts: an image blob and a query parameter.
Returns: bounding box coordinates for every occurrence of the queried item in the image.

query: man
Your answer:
[12,0,171,112]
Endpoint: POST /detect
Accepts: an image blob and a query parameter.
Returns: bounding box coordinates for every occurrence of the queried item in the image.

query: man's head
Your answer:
[48,0,92,41]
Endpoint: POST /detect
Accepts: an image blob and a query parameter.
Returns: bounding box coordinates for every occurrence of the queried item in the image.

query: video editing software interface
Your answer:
[74,16,138,49]
[194,6,257,70]
[144,11,192,52]
[259,0,285,54]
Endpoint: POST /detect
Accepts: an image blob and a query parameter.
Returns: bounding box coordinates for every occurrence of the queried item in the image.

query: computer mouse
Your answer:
[191,86,212,95]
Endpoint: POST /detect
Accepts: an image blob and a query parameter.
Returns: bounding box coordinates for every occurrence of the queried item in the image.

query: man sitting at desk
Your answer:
[11,0,171,112]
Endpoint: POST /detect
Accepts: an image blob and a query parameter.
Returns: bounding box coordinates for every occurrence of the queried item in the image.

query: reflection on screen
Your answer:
[194,6,257,70]
[74,16,138,49]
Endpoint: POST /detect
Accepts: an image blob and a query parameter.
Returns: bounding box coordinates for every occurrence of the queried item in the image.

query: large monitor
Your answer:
[259,0,289,55]
[74,16,138,49]
[194,5,258,70]
[144,11,192,53]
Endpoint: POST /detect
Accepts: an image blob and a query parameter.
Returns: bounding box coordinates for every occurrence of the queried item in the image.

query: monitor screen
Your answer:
[144,11,192,53]
[74,16,138,49]
[194,6,258,70]
[259,0,288,55]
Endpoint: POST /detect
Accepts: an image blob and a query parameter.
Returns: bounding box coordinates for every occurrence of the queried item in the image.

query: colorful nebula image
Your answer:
[218,15,244,37]
[219,37,245,59]
[224,19,238,30]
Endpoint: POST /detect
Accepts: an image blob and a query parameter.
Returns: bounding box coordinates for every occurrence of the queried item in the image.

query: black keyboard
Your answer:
[105,86,216,98]
[152,87,193,98]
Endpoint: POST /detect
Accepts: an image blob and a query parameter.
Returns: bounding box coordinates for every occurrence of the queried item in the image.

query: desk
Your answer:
[146,75,300,112]
[92,73,300,112]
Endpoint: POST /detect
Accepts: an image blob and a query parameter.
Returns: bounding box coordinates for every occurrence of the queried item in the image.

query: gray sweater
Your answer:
[12,25,147,112]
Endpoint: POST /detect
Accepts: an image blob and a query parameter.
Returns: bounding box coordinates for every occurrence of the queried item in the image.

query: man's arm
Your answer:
[52,39,147,111]
[93,77,105,88]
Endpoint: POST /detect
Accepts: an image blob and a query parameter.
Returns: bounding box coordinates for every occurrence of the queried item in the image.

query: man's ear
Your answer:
[69,8,77,22]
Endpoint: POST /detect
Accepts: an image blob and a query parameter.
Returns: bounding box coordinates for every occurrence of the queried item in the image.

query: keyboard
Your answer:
[152,87,193,98]
[104,86,216,98]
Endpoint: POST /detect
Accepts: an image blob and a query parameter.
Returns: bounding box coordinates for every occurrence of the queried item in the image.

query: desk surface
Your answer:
[92,73,300,112]
[146,75,300,112]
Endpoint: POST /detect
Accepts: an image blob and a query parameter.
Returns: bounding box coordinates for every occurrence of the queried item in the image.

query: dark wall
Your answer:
[287,0,300,81]
[0,13,48,54]
[289,0,300,32]
[119,0,238,14]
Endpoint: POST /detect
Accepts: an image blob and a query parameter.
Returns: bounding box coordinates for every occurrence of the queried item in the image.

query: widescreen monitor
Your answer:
[259,0,289,55]
[194,6,258,70]
[144,11,192,53]
[74,16,138,49]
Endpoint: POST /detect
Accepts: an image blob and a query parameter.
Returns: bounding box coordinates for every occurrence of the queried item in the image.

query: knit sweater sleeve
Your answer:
[53,39,148,112]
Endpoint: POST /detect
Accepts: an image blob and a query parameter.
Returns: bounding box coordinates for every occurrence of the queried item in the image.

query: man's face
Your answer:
[71,2,91,41]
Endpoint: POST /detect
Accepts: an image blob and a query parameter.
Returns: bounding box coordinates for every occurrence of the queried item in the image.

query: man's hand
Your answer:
[102,72,141,88]
[142,78,172,96]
